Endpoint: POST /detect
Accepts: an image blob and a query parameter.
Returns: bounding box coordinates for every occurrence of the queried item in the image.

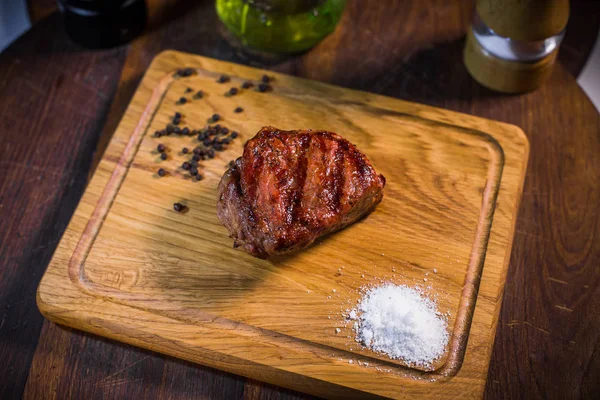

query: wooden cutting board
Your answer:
[37,51,528,399]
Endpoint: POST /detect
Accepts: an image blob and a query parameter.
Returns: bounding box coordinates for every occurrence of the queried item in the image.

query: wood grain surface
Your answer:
[36,51,528,399]
[1,1,599,399]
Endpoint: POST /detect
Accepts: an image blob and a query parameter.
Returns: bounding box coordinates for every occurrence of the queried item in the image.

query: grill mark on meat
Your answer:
[332,140,346,213]
[317,134,333,215]
[290,134,311,225]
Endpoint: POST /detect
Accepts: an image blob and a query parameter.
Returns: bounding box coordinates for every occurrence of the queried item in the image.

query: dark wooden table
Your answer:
[1,1,599,399]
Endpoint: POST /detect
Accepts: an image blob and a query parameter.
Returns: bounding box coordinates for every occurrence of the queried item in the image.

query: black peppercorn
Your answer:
[194,175,203,181]
[173,202,185,212]
[154,130,162,138]
[230,131,238,138]
[217,75,230,83]
[228,87,238,96]
[261,74,271,83]
[166,124,175,134]
[176,97,187,105]
[193,90,204,99]
[190,167,198,176]
[234,107,243,113]
[221,127,229,134]
[185,87,193,93]
[157,168,166,177]
[157,144,166,153]
[182,162,191,170]
[182,147,189,154]
[192,154,200,162]
[242,81,253,89]
[212,113,220,122]
[160,153,167,160]
[182,127,190,135]
[257,83,271,92]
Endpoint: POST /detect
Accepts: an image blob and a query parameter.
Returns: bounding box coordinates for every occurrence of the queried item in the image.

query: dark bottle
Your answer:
[58,0,147,49]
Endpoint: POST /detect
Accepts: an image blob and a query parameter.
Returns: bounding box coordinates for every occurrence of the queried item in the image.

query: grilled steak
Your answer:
[217,126,386,258]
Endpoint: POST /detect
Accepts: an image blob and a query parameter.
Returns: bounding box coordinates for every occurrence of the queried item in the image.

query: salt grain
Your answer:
[335,328,341,334]
[350,283,449,368]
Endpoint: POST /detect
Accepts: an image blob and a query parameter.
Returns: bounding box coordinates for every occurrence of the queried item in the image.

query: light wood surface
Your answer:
[37,51,528,399]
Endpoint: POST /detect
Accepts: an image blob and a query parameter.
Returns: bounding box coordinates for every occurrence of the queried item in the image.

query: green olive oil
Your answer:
[216,0,346,54]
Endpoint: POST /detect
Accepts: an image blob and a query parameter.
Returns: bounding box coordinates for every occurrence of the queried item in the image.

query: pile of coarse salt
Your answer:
[348,284,449,369]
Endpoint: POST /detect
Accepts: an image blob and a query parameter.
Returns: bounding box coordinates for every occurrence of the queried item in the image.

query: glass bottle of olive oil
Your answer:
[216,0,346,54]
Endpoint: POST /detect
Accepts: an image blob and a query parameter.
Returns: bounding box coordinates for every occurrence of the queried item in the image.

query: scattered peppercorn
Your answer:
[173,202,185,212]
[154,130,162,138]
[160,153,168,160]
[166,124,175,134]
[230,131,239,138]
[182,161,191,170]
[261,74,272,83]
[203,138,211,146]
[174,112,182,119]
[193,90,204,99]
[190,167,198,176]
[174,68,195,78]
[217,75,230,83]
[185,87,193,93]
[221,127,229,134]
[194,175,203,181]
[257,83,271,92]
[208,149,215,158]
[228,87,238,96]
[212,113,220,122]
[157,144,166,153]
[242,81,253,89]
[174,127,182,135]
[234,107,243,113]
[182,147,189,154]
[190,160,198,168]
[192,154,200,162]
[222,138,231,144]
[157,168,166,177]
[182,127,190,135]
[176,97,187,105]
